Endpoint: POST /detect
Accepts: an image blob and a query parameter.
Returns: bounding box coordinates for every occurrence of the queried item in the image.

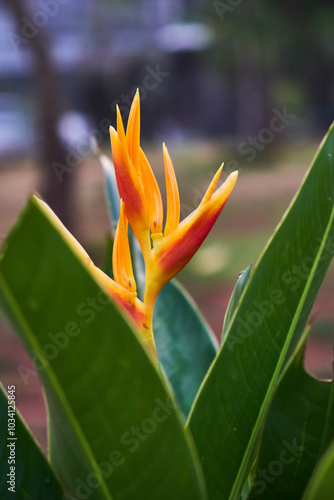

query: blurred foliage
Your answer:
[197,0,334,132]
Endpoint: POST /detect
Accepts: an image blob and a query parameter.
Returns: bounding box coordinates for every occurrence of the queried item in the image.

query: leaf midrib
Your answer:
[0,271,114,500]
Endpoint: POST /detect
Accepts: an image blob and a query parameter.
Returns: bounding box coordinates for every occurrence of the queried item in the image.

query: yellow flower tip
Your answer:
[112,200,137,293]
[220,169,238,193]
[109,125,117,144]
[163,143,180,237]
[116,106,126,146]
[126,91,141,171]
[231,169,239,181]
[200,163,224,206]
[217,162,224,178]
[209,169,238,204]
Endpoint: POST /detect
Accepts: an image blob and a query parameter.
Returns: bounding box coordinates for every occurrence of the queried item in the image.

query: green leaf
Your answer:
[303,439,334,500]
[153,281,218,417]
[0,383,65,500]
[222,264,252,341]
[97,150,120,235]
[0,198,207,500]
[247,336,334,500]
[96,149,218,417]
[188,123,334,500]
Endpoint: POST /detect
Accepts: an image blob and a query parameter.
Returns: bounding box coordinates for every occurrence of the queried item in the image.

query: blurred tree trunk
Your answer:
[3,0,74,230]
[233,39,267,138]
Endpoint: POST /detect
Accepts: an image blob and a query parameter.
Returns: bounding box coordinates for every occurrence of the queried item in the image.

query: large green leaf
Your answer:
[0,197,207,500]
[98,150,218,417]
[303,439,334,500]
[153,281,218,417]
[0,383,65,500]
[247,336,334,499]
[188,123,334,500]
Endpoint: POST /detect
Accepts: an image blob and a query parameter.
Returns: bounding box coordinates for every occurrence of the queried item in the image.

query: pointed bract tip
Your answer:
[109,125,117,137]
[116,105,121,120]
[200,163,224,205]
[221,170,238,187]
[215,163,224,181]
[132,89,140,108]
[163,144,180,237]
[222,169,238,191]
[230,170,238,182]
[116,106,126,145]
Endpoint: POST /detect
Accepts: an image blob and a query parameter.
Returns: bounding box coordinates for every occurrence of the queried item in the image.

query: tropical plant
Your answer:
[0,93,333,500]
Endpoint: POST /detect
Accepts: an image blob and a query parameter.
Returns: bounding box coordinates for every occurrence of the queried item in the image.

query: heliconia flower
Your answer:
[36,197,156,356]
[109,91,238,316]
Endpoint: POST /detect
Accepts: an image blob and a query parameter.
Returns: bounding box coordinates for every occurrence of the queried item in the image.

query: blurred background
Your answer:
[0,0,334,450]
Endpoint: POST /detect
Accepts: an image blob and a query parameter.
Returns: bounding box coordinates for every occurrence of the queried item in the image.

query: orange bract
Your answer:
[112,200,136,293]
[163,143,180,238]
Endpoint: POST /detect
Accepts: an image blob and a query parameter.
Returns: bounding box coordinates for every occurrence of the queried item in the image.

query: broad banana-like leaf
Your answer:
[188,123,334,500]
[247,334,334,499]
[0,197,207,500]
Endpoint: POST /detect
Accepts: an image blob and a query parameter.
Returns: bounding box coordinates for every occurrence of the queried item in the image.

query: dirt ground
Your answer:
[0,152,333,453]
